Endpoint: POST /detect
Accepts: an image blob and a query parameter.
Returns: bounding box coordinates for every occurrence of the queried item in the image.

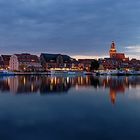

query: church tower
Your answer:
[109,41,117,58]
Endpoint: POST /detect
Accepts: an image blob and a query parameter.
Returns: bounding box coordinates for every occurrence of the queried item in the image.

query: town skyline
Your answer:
[0,41,139,60]
[0,1,140,139]
[0,41,138,74]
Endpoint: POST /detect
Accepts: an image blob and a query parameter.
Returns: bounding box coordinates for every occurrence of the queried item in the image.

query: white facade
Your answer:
[9,55,19,71]
[10,54,42,71]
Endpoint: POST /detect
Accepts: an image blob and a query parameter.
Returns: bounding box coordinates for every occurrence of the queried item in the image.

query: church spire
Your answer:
[111,41,116,49]
[109,41,117,58]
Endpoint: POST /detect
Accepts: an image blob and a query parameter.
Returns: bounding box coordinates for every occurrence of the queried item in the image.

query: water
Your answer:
[0,75,140,140]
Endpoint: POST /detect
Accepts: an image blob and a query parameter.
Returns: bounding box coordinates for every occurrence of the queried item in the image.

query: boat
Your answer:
[98,70,125,76]
[97,69,140,76]
[126,70,140,75]
[101,70,118,75]
[68,71,76,75]
[135,71,140,75]
[49,70,84,76]
[117,70,126,76]
[50,70,67,75]
[83,71,93,75]
[0,70,15,76]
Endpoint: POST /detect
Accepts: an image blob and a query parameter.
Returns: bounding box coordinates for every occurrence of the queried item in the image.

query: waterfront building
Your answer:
[99,58,119,70]
[109,41,129,61]
[109,41,117,58]
[99,41,131,70]
[40,53,77,70]
[78,59,96,71]
[1,55,11,70]
[129,59,140,70]
[0,56,4,69]
[9,53,42,71]
[99,58,131,70]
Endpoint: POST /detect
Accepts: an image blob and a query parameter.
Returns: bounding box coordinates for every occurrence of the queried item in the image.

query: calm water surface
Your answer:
[0,75,140,140]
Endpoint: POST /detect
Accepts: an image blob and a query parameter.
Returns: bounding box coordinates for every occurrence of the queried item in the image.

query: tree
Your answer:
[90,60,99,71]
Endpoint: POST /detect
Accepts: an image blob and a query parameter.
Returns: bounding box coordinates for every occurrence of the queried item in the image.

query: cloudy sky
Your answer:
[0,0,140,59]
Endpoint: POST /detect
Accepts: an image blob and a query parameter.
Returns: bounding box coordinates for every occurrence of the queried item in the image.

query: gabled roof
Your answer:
[41,53,72,62]
[1,55,11,61]
[14,53,40,63]
[1,55,11,65]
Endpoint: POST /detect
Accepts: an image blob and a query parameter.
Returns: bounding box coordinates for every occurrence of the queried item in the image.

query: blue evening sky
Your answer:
[0,0,140,59]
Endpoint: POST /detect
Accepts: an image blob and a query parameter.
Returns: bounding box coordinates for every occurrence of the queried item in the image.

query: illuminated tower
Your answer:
[109,41,117,58]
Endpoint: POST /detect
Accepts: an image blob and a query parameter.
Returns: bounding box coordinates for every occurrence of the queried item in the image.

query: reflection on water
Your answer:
[0,75,140,140]
[0,75,140,104]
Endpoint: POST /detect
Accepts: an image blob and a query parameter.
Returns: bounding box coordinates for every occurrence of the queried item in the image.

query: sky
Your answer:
[0,0,140,59]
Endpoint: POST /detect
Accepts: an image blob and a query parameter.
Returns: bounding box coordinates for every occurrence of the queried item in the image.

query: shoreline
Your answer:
[0,71,140,76]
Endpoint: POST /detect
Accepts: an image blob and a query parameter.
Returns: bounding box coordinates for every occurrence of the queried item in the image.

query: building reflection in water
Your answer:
[0,76,140,104]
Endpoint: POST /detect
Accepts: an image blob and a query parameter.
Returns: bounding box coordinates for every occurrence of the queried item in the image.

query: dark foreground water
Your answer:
[0,75,140,140]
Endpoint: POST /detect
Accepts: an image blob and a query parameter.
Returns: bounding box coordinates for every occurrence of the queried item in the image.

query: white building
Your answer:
[9,53,42,71]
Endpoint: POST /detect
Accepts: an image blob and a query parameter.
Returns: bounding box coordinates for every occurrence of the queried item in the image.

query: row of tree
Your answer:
[90,60,99,71]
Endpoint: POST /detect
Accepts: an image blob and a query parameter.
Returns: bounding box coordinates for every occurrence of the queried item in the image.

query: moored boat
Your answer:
[0,70,15,76]
[49,70,84,76]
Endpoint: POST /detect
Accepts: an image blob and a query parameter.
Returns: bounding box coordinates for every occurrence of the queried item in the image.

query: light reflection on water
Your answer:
[0,75,140,104]
[0,75,140,140]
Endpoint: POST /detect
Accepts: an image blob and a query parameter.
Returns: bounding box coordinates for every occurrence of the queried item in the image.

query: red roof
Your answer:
[15,53,40,63]
[115,53,125,59]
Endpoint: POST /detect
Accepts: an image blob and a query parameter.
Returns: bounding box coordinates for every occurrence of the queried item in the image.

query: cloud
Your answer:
[125,46,140,52]
[124,45,140,59]
[0,0,140,58]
